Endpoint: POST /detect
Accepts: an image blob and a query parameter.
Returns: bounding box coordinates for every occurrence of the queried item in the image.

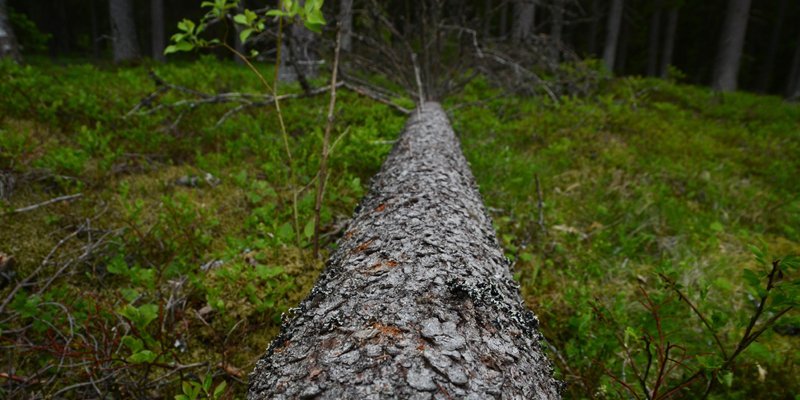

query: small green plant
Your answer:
[175,374,228,400]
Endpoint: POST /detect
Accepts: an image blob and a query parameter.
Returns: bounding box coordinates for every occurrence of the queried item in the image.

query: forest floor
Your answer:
[0,58,798,398]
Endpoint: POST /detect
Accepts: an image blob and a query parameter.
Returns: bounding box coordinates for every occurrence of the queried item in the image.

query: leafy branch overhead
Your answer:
[164,0,326,56]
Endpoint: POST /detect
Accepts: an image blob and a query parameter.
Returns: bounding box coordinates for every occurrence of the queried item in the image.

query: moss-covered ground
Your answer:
[1,58,798,398]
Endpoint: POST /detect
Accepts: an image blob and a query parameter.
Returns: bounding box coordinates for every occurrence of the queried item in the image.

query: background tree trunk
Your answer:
[108,0,140,62]
[248,103,560,399]
[646,3,662,76]
[787,36,800,99]
[512,0,535,44]
[151,0,165,61]
[0,0,20,61]
[755,0,787,92]
[586,0,600,56]
[659,7,678,78]
[499,0,509,39]
[339,0,353,52]
[550,0,565,61]
[712,0,751,92]
[602,0,624,72]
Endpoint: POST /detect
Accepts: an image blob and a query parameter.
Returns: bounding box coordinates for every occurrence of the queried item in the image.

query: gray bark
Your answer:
[339,0,353,52]
[279,1,319,83]
[646,5,662,76]
[109,0,140,62]
[0,0,20,61]
[712,0,751,92]
[602,0,623,72]
[659,7,678,78]
[248,103,561,399]
[512,0,536,44]
[151,0,165,62]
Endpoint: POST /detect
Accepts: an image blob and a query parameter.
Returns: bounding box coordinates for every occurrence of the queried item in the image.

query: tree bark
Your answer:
[659,7,678,78]
[500,0,509,39]
[587,0,600,56]
[512,0,535,44]
[339,0,353,52]
[151,0,165,62]
[550,0,565,61]
[0,0,20,61]
[109,0,140,62]
[248,103,561,399]
[602,0,624,72]
[646,4,662,76]
[712,0,751,92]
[755,0,787,92]
[787,35,800,100]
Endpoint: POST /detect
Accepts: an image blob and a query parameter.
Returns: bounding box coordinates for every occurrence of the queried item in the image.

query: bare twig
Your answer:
[8,193,83,214]
[313,25,343,259]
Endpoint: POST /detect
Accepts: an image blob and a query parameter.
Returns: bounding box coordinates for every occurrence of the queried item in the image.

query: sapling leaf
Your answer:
[240,29,254,44]
[213,381,227,398]
[233,14,248,25]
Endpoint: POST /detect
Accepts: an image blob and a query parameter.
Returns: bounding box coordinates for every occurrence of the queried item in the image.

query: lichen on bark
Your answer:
[248,103,561,399]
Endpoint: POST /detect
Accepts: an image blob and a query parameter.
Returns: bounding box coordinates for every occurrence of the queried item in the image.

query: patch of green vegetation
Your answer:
[449,76,800,399]
[0,57,402,397]
[1,57,798,398]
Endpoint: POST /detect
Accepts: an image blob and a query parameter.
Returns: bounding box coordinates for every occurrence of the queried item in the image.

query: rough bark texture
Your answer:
[712,0,751,92]
[602,0,623,72]
[109,0,140,62]
[151,0,165,62]
[248,103,561,399]
[0,0,20,61]
[512,0,535,44]
[279,21,318,83]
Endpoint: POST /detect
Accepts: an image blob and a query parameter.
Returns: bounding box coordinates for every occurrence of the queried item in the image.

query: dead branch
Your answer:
[7,193,83,214]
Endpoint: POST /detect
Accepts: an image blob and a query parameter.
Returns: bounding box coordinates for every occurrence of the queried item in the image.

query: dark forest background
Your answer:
[7,0,800,96]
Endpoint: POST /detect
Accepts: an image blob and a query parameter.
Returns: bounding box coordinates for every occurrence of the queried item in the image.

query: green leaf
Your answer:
[266,9,288,17]
[106,256,129,275]
[519,252,534,263]
[742,268,761,289]
[233,14,248,25]
[119,303,159,329]
[213,381,227,399]
[303,219,315,239]
[121,335,144,352]
[129,349,156,364]
[239,28,254,44]
[276,222,293,242]
[718,371,733,387]
[203,374,212,392]
[164,41,195,55]
[177,19,196,34]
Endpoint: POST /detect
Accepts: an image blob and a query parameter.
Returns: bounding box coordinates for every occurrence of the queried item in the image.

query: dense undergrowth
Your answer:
[0,58,798,399]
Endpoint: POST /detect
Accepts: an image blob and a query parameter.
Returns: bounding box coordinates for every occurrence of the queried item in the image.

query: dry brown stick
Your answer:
[313,26,343,259]
[8,193,82,214]
[341,82,411,115]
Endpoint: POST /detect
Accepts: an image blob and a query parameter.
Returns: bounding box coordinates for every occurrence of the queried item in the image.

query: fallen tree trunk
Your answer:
[248,103,561,399]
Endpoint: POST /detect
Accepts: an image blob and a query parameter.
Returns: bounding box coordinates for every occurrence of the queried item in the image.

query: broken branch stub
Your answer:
[248,103,561,399]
